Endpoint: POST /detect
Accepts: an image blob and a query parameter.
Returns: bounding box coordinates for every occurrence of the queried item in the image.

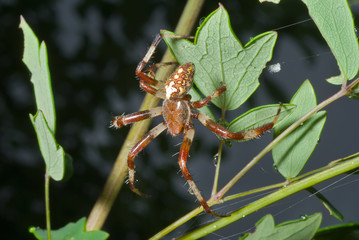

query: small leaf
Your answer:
[326,74,345,86]
[228,104,296,142]
[241,213,322,240]
[30,111,65,181]
[162,4,277,111]
[29,217,109,240]
[20,16,56,133]
[272,80,327,179]
[314,222,359,240]
[301,0,359,81]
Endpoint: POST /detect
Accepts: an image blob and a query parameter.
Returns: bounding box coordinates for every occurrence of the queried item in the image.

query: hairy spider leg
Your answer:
[179,122,228,217]
[136,34,163,86]
[191,85,227,109]
[127,122,168,197]
[112,106,163,128]
[192,104,283,140]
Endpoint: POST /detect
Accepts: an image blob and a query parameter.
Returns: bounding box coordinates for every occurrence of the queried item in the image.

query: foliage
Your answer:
[29,218,109,240]
[240,213,322,240]
[20,0,359,239]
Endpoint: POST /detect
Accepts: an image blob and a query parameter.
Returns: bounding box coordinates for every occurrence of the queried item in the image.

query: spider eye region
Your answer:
[165,62,195,99]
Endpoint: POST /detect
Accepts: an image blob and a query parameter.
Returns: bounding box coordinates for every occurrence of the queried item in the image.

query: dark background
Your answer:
[1,0,359,239]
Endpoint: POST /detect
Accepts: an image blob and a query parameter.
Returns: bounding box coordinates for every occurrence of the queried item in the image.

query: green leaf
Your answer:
[326,74,345,85]
[20,16,56,133]
[314,222,359,240]
[241,213,322,240]
[29,217,109,240]
[30,111,65,181]
[162,4,277,111]
[228,104,296,142]
[272,80,327,179]
[301,0,359,81]
[20,16,68,181]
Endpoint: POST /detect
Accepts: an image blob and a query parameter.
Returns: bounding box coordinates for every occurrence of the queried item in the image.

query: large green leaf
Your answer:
[301,0,359,82]
[29,217,109,240]
[272,80,326,179]
[162,4,277,111]
[241,213,322,240]
[20,16,67,181]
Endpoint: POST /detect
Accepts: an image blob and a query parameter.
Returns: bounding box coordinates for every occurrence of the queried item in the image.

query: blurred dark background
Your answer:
[1,0,359,239]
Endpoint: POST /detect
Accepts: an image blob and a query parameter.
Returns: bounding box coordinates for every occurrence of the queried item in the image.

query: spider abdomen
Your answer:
[163,99,191,136]
[165,62,195,99]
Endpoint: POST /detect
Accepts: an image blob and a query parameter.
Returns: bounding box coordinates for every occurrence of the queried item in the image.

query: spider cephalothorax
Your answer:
[112,33,281,217]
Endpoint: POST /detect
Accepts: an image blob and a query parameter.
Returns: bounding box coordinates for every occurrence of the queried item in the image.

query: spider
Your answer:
[112,33,282,217]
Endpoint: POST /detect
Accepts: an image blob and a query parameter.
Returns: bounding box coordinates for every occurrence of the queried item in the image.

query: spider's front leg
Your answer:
[127,122,167,197]
[179,121,228,217]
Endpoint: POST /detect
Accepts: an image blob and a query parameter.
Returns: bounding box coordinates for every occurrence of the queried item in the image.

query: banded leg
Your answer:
[192,104,282,140]
[191,84,227,109]
[112,107,162,128]
[178,122,227,217]
[136,34,163,86]
[128,122,167,197]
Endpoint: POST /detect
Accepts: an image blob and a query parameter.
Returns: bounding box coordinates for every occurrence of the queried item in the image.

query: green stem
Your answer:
[179,154,359,239]
[211,140,224,196]
[86,0,206,231]
[211,107,228,196]
[223,182,283,202]
[45,172,51,240]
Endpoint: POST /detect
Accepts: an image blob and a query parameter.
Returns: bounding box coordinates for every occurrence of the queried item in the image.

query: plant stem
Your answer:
[179,154,359,239]
[45,172,51,240]
[211,107,228,195]
[211,140,224,196]
[86,0,206,231]
[216,78,359,198]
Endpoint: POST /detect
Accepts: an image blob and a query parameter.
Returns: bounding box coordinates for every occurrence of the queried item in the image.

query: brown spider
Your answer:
[112,33,282,217]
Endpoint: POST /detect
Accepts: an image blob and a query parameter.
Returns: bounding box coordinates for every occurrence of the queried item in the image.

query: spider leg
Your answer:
[128,122,167,197]
[136,35,175,88]
[192,104,282,140]
[136,34,163,85]
[191,84,227,109]
[179,121,228,217]
[139,80,166,99]
[112,106,162,128]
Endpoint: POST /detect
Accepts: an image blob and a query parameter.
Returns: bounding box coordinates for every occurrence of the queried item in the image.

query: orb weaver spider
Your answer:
[112,33,282,217]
